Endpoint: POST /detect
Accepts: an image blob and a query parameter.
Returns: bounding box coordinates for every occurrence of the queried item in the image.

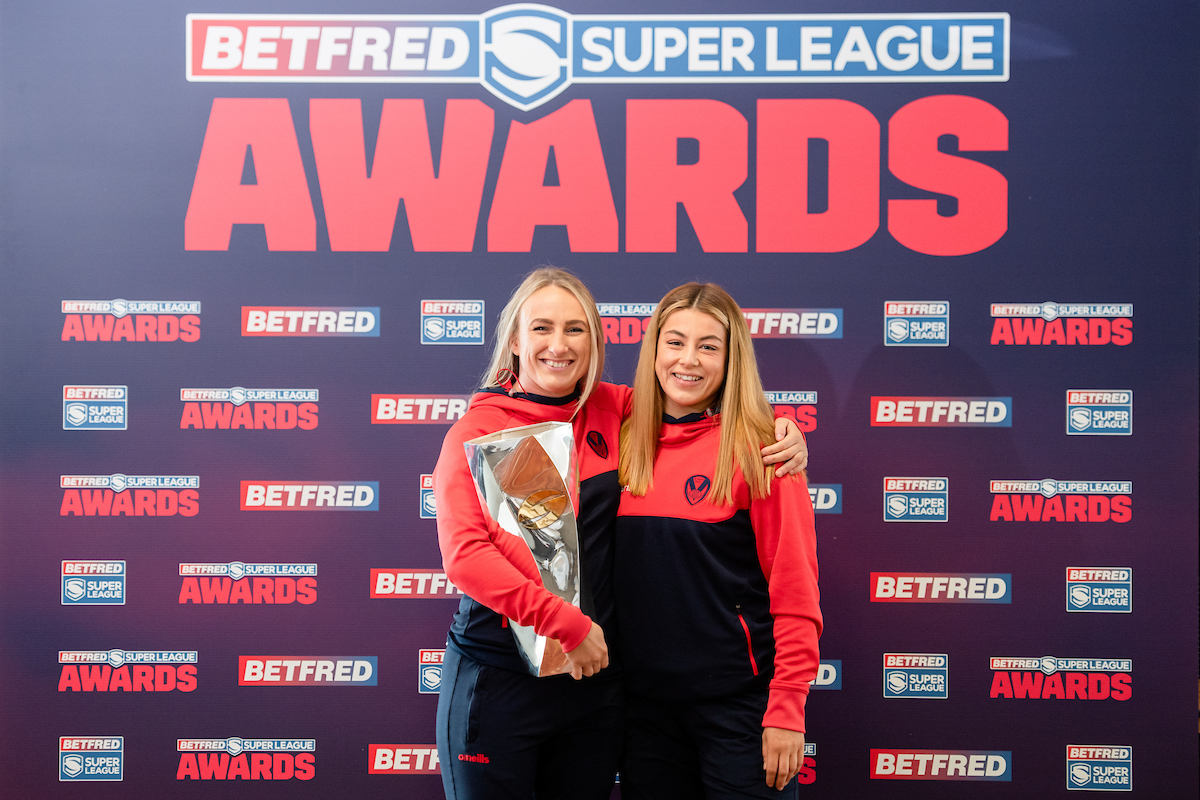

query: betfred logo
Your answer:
[61,299,200,342]
[884,477,947,522]
[187,13,1007,112]
[419,649,444,694]
[765,390,817,432]
[371,570,463,598]
[871,750,1010,781]
[178,562,317,605]
[62,560,125,605]
[872,396,1010,427]
[63,385,127,430]
[60,474,200,517]
[58,650,198,693]
[372,394,469,423]
[242,306,379,336]
[369,745,440,774]
[241,481,378,510]
[808,484,841,514]
[989,656,1132,701]
[1067,390,1132,435]
[743,308,842,338]
[872,573,1010,603]
[421,300,484,345]
[420,474,436,518]
[239,656,377,686]
[598,303,655,344]
[885,301,949,346]
[180,387,318,429]
[1067,746,1132,791]
[1067,568,1132,613]
[884,653,948,699]
[60,737,123,782]
[177,738,316,781]
[989,480,1132,522]
[810,660,841,690]
[990,303,1133,346]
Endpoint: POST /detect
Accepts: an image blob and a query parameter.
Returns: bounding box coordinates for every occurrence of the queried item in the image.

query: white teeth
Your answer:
[673,373,701,382]
[543,359,571,368]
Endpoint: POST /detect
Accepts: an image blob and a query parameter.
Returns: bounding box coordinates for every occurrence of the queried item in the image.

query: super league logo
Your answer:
[685,475,711,505]
[481,5,571,111]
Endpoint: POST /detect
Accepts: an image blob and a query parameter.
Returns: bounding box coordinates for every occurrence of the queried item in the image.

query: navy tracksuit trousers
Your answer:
[436,645,624,800]
[620,688,799,800]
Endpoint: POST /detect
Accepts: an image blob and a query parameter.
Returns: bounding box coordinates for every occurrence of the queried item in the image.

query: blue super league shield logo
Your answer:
[481,4,571,111]
[419,663,441,694]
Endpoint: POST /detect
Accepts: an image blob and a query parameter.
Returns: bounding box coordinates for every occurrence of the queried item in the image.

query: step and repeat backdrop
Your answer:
[1,1,1197,797]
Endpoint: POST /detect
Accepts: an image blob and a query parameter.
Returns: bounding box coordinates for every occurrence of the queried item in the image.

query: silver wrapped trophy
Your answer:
[463,421,581,677]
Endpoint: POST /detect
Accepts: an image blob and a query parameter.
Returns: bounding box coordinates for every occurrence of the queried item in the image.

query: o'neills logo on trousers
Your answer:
[177,738,315,781]
[871,750,1010,781]
[368,745,440,774]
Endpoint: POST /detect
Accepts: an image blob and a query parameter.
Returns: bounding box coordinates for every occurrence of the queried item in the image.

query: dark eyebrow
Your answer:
[529,318,587,326]
[664,328,723,342]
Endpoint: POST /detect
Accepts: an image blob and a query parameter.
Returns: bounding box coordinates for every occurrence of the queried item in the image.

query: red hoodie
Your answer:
[433,383,629,673]
[615,412,821,731]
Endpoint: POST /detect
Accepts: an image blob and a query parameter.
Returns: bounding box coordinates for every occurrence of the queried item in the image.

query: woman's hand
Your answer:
[762,417,808,477]
[762,727,805,790]
[560,622,609,680]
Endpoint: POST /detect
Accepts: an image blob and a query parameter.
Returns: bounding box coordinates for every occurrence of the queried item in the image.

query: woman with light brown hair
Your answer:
[615,282,822,798]
[432,268,810,799]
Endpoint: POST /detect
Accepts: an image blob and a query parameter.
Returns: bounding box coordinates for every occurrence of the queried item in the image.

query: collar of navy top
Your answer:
[663,406,718,425]
[482,383,581,406]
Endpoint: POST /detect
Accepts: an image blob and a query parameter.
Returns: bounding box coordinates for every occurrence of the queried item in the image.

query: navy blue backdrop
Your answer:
[1,1,1197,797]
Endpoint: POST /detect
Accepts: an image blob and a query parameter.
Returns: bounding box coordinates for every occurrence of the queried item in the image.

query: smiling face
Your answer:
[509,286,592,398]
[654,308,728,418]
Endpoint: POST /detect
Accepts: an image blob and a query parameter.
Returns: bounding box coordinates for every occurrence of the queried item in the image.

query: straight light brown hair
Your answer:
[619,283,775,505]
[480,267,605,416]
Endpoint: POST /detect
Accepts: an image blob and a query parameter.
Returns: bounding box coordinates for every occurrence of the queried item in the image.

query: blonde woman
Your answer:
[616,283,821,798]
[433,269,809,800]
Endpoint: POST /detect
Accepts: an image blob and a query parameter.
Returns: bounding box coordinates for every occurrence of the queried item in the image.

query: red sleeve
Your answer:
[433,412,592,652]
[603,381,633,420]
[750,474,822,732]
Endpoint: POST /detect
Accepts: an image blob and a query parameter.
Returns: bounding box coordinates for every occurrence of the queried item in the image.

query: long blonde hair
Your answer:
[481,267,605,414]
[619,283,775,505]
